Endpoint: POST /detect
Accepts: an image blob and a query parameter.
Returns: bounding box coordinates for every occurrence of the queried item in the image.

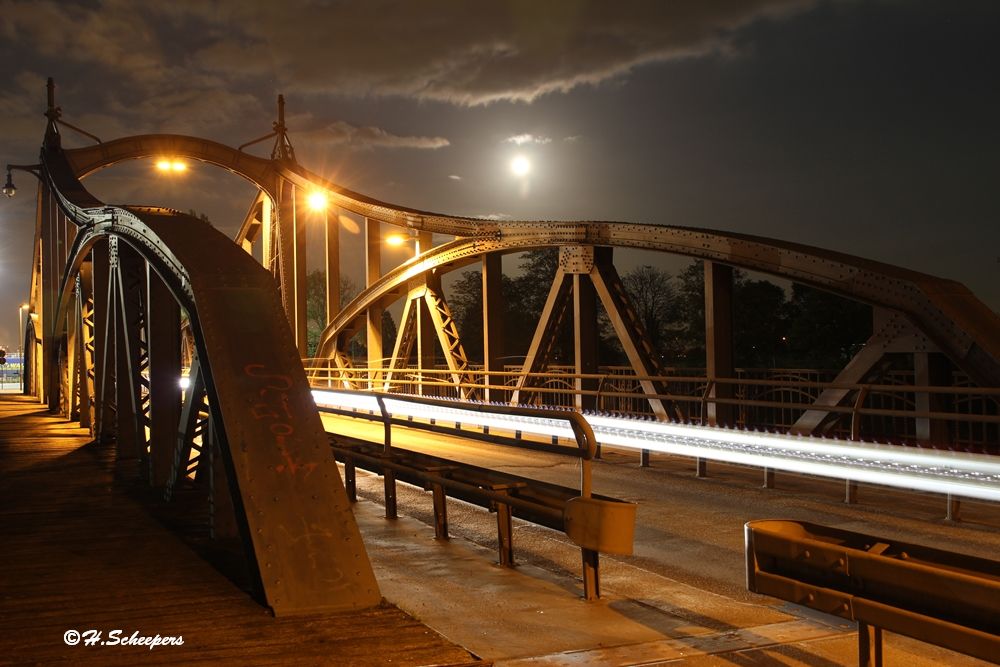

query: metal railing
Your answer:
[318,390,636,600]
[304,361,1000,454]
[746,520,1000,665]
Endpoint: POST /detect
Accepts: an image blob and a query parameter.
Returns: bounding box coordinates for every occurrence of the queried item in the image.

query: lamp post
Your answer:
[18,304,27,392]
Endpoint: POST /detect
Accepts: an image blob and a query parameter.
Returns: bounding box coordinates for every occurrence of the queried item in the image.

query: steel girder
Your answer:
[58,132,1000,397]
[316,226,1000,395]
[53,132,1000,419]
[40,145,380,616]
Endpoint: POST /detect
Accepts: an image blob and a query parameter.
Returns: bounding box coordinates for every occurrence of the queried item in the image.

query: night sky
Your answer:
[1,0,998,350]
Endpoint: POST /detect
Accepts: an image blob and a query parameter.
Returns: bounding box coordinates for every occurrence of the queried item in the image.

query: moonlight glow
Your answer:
[510,155,531,177]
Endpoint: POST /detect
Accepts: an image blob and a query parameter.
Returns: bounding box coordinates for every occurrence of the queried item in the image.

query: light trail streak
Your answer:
[312,390,1000,502]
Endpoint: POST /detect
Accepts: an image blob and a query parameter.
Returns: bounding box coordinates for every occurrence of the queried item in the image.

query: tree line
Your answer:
[306,249,872,370]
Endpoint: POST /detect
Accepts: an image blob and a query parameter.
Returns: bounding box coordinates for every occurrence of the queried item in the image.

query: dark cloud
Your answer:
[305,121,449,150]
[1,0,814,107]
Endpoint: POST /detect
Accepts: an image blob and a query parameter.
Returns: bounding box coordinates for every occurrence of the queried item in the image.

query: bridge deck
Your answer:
[0,394,480,665]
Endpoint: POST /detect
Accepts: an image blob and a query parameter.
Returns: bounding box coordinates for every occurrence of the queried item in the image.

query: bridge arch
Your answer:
[316,223,1000,393]
[37,143,380,616]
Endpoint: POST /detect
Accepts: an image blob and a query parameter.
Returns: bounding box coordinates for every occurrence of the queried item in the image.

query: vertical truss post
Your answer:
[704,261,735,427]
[113,241,147,463]
[482,253,505,402]
[77,264,95,431]
[275,179,304,354]
[914,352,950,444]
[416,232,436,393]
[325,207,340,325]
[293,188,308,356]
[365,218,383,387]
[40,186,57,410]
[65,284,80,421]
[147,267,182,487]
[573,273,598,412]
[261,193,275,275]
[92,242,114,440]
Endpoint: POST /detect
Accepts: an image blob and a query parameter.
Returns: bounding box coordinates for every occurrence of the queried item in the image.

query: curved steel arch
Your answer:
[316,222,1000,389]
[64,134,280,194]
[57,131,1000,390]
[42,143,380,616]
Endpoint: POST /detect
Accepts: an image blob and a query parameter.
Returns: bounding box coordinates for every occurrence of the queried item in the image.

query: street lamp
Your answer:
[2,170,15,197]
[155,158,187,173]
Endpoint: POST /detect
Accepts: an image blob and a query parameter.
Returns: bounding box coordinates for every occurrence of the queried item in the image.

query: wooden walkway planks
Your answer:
[0,394,481,665]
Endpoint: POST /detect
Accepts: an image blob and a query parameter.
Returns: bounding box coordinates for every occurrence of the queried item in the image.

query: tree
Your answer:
[673,260,707,367]
[621,265,675,360]
[784,284,872,369]
[734,279,788,367]
[448,270,486,363]
[305,270,360,357]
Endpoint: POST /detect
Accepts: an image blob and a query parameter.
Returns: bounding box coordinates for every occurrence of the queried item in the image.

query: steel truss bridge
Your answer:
[8,80,1000,615]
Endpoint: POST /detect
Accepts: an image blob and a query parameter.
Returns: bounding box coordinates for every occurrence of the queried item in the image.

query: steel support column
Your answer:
[93,242,116,441]
[147,267,182,487]
[914,352,950,444]
[325,208,340,325]
[276,179,307,355]
[573,273,598,412]
[482,253,505,402]
[77,262,95,431]
[40,186,56,409]
[365,218,383,385]
[704,261,734,427]
[417,232,435,388]
[113,241,146,461]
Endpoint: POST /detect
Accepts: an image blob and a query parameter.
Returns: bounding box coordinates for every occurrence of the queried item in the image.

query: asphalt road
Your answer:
[322,412,1000,665]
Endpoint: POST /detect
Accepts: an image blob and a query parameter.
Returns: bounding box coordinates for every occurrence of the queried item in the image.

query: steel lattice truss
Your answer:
[15,84,1000,612]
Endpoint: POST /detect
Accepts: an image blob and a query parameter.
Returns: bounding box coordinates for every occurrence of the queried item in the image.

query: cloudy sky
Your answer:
[1,0,998,350]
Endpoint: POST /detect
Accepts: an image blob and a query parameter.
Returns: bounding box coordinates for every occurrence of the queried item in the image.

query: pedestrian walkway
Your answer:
[0,394,480,665]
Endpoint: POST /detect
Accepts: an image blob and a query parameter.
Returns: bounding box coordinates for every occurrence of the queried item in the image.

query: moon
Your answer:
[510,155,531,177]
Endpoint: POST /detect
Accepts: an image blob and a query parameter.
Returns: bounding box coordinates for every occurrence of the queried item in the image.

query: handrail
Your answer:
[315,388,597,496]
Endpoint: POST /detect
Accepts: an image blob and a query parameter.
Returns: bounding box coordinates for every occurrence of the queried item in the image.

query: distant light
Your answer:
[156,159,187,173]
[307,191,329,211]
[511,155,531,177]
[20,303,28,310]
[179,377,190,390]
[385,234,406,247]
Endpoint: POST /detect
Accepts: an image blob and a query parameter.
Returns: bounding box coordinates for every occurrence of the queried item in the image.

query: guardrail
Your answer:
[304,363,1000,453]
[745,519,1000,665]
[317,390,636,600]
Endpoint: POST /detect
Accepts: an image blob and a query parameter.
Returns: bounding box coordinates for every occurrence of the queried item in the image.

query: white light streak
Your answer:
[312,390,1000,502]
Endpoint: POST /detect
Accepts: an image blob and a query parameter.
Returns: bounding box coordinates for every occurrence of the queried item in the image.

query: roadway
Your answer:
[322,410,1000,665]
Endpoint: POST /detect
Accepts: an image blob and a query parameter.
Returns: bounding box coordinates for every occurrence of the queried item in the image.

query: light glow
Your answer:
[179,377,190,390]
[307,191,329,211]
[511,155,531,177]
[312,389,1000,502]
[156,159,187,173]
[385,234,407,247]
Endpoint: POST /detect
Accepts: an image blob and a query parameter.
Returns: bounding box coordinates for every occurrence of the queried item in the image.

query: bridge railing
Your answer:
[303,361,1000,454]
[745,520,1000,665]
